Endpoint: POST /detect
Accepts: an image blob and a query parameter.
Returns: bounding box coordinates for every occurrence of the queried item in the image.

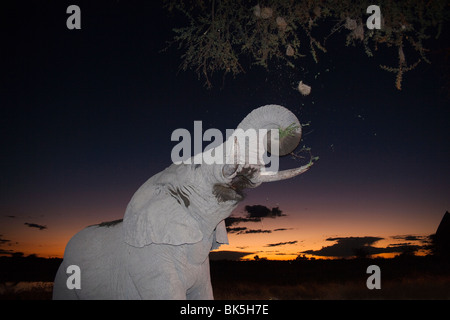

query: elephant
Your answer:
[52,104,313,300]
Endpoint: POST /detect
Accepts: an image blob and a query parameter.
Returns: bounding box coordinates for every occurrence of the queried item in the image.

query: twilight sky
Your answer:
[1,1,449,260]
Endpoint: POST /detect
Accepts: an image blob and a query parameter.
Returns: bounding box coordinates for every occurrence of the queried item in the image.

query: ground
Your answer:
[0,255,449,299]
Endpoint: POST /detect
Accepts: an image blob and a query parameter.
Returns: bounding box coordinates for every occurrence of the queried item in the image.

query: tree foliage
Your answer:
[164,0,448,90]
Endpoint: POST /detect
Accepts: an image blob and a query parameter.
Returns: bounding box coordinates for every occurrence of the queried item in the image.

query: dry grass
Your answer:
[0,282,53,300]
[1,276,449,300]
[213,275,450,299]
[211,257,450,300]
[1,256,449,299]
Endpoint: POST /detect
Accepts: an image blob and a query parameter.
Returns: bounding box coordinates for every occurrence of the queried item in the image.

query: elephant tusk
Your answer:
[256,162,313,183]
[222,137,240,179]
[233,136,239,165]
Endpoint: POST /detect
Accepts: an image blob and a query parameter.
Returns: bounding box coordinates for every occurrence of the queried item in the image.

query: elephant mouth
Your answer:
[214,154,315,203]
[230,166,259,190]
[213,165,260,203]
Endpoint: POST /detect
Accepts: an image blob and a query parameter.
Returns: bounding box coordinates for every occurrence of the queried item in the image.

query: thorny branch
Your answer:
[164,0,448,90]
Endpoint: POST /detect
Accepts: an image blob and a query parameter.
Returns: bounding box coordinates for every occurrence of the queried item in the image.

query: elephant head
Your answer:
[215,104,313,189]
[123,105,313,249]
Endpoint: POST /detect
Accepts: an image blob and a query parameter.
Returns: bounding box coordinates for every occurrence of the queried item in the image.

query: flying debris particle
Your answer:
[298,81,311,96]
[286,44,295,57]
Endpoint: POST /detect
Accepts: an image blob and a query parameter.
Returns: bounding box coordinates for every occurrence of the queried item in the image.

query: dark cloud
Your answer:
[225,205,286,227]
[0,249,14,256]
[0,250,26,258]
[0,235,21,257]
[241,229,271,234]
[245,205,285,218]
[226,227,272,235]
[225,216,261,227]
[225,205,288,236]
[302,236,382,257]
[386,243,421,253]
[273,228,291,232]
[265,240,298,247]
[302,236,424,258]
[227,227,248,234]
[24,223,47,230]
[327,236,382,245]
[389,242,412,247]
[391,235,428,242]
[0,235,11,245]
[0,235,23,257]
[209,250,253,261]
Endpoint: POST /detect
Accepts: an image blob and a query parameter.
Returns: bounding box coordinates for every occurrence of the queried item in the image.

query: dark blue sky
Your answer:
[1,1,449,258]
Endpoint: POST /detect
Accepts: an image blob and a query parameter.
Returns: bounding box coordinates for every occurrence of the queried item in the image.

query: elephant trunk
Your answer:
[236,104,302,156]
[231,104,312,182]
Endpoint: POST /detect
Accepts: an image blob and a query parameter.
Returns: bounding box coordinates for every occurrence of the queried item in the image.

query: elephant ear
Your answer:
[212,220,229,250]
[123,179,202,247]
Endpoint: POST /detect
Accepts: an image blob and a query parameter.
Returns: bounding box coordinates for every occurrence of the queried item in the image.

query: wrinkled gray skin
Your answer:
[52,105,312,300]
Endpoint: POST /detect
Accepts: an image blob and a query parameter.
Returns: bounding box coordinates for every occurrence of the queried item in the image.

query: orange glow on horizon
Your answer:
[0,203,438,260]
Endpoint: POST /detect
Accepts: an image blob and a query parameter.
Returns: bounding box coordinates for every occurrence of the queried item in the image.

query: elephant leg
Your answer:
[186,279,214,300]
[52,262,79,300]
[127,250,188,299]
[186,259,214,300]
[131,269,187,300]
